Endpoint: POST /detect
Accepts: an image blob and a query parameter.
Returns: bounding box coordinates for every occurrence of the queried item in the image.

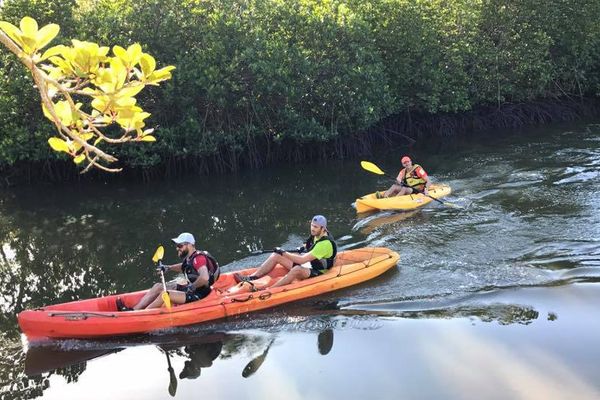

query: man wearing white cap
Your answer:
[116,232,220,311]
[234,215,337,288]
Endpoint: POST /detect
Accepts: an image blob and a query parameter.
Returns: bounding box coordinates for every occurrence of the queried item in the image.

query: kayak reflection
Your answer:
[22,328,337,396]
[24,345,121,377]
[353,210,421,235]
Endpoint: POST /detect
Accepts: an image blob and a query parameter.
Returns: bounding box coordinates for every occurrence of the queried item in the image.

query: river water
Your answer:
[1,122,599,399]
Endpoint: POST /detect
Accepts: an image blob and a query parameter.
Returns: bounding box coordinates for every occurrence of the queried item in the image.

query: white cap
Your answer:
[171,232,195,245]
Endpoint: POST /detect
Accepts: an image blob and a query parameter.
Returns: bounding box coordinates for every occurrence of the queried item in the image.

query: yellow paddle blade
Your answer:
[162,291,172,310]
[152,245,164,263]
[360,161,385,175]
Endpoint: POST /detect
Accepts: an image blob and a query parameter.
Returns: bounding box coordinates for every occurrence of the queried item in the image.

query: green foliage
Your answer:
[0,9,174,172]
[1,0,600,176]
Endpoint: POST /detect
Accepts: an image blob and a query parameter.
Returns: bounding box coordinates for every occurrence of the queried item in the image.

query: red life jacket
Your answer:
[183,250,221,286]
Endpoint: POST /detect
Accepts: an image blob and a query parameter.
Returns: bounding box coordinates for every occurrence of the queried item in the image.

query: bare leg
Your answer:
[271,265,311,288]
[146,290,187,309]
[250,253,294,278]
[384,183,402,198]
[133,281,177,310]
[395,186,413,196]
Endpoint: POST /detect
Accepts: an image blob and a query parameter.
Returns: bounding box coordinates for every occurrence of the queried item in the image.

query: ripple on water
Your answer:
[341,291,542,326]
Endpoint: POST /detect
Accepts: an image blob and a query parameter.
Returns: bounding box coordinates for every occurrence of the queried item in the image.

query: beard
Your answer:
[179,249,189,258]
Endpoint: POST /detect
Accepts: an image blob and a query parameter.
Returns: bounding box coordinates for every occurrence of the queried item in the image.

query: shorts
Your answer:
[176,284,211,303]
[294,262,328,278]
[309,268,327,278]
[409,185,425,194]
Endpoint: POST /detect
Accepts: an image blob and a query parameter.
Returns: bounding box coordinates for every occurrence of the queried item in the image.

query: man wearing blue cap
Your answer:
[234,215,337,288]
[116,232,220,311]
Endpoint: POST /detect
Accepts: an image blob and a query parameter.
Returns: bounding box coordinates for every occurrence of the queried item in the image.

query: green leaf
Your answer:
[110,57,128,90]
[53,101,75,126]
[91,96,109,112]
[127,43,142,65]
[113,45,127,62]
[35,24,60,50]
[147,66,176,84]
[140,54,156,77]
[115,97,136,108]
[118,84,145,98]
[48,137,70,153]
[0,21,25,48]
[19,17,38,39]
[40,44,67,61]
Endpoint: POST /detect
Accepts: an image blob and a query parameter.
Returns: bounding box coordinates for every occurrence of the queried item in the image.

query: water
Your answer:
[1,122,599,399]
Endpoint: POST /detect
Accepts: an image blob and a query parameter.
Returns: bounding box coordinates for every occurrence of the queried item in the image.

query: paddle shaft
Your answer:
[158,261,172,309]
[158,261,168,290]
[251,249,302,255]
[164,351,177,397]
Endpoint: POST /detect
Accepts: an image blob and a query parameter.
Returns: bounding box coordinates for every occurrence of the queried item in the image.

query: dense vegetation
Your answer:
[1,0,599,181]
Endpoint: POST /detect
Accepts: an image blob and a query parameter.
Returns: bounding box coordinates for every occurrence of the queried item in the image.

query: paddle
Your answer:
[317,329,334,355]
[242,338,275,378]
[250,248,303,256]
[360,160,460,208]
[164,350,177,397]
[152,246,172,310]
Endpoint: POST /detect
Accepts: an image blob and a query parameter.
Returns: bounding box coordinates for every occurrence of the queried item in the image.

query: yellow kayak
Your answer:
[355,184,452,213]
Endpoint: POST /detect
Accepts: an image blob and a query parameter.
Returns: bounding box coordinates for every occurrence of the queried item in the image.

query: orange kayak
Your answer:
[18,247,399,341]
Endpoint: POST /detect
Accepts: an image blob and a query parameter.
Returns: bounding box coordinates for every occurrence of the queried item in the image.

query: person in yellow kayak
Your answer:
[116,232,220,311]
[379,156,431,198]
[234,215,337,288]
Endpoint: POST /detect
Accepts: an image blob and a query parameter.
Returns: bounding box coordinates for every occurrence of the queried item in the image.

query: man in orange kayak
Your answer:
[116,232,220,311]
[234,215,337,288]
[380,155,431,198]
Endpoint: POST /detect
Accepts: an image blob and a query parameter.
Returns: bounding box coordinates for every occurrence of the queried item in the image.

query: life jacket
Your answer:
[304,234,337,271]
[182,250,221,287]
[402,164,426,188]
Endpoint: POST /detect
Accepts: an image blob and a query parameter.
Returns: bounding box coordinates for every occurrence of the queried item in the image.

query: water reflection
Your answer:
[19,327,336,398]
[343,296,544,326]
[353,210,421,235]
[163,349,178,396]
[242,338,274,378]
[178,341,223,380]
[317,329,334,355]
[1,334,47,400]
[158,340,224,396]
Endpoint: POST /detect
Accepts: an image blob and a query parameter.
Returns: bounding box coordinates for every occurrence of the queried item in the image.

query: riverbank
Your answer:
[2,97,599,187]
[3,0,600,185]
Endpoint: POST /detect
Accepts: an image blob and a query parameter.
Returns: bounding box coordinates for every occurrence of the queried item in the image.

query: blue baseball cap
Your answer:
[311,215,328,230]
[172,232,195,245]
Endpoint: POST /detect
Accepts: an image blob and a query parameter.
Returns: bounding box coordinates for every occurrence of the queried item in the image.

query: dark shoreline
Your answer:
[1,97,599,187]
